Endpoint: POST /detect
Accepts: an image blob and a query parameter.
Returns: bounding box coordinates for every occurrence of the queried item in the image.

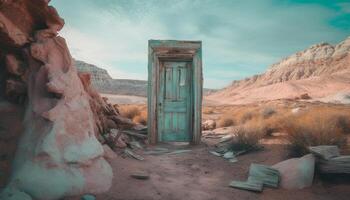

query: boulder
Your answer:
[272,154,315,189]
[0,1,119,199]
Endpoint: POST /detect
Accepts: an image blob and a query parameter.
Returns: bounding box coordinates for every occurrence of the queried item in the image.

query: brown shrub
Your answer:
[120,105,141,119]
[285,107,348,156]
[239,111,255,124]
[229,121,264,151]
[217,114,235,127]
[133,110,147,125]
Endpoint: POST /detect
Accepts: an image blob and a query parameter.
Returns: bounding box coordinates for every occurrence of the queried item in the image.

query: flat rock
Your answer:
[309,145,340,160]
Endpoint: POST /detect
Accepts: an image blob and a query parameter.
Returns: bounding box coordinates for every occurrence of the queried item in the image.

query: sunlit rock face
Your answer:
[0,1,113,199]
[207,37,350,104]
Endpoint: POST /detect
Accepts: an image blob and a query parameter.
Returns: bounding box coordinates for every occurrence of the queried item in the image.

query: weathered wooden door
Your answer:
[148,40,202,144]
[158,61,192,141]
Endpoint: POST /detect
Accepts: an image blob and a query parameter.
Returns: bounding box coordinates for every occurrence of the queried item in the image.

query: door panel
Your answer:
[158,61,192,142]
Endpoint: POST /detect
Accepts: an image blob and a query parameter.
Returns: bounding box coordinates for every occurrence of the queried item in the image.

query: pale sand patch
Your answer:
[100,93,147,105]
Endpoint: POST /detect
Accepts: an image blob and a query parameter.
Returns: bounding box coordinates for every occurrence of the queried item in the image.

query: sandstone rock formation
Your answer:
[206,37,350,104]
[75,60,148,96]
[0,1,124,199]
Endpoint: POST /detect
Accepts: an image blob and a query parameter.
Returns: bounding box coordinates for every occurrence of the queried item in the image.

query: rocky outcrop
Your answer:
[0,1,124,199]
[207,37,350,104]
[75,60,148,96]
[75,60,217,97]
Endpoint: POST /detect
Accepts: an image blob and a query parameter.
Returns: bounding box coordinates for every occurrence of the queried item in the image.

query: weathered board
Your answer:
[148,40,202,144]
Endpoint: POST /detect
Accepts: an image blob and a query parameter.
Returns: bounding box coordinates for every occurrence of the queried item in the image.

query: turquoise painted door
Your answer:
[158,61,192,142]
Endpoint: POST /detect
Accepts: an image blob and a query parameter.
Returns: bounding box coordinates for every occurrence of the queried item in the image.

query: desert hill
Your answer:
[206,36,350,105]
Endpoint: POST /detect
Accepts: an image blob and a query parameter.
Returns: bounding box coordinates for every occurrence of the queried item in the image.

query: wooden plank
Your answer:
[248,163,280,188]
[229,180,263,192]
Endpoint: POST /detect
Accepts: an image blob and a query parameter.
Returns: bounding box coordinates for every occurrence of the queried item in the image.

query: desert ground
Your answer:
[94,143,350,200]
[73,96,350,200]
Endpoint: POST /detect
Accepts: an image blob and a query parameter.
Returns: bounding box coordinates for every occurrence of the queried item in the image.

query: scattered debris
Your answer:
[124,148,144,161]
[228,157,238,163]
[249,164,280,188]
[318,156,350,174]
[229,180,263,192]
[219,135,234,143]
[309,145,340,160]
[131,171,150,180]
[143,148,192,156]
[166,149,192,155]
[309,145,350,174]
[272,154,315,189]
[223,151,235,159]
[129,140,143,149]
[209,151,222,157]
[229,163,280,192]
[120,129,148,140]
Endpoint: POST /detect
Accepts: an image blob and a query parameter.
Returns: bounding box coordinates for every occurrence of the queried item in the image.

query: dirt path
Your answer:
[95,143,350,200]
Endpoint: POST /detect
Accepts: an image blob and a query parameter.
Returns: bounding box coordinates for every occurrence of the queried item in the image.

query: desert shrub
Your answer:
[332,114,350,134]
[120,105,141,120]
[229,121,264,151]
[285,108,348,156]
[217,114,235,127]
[133,110,147,125]
[240,111,254,124]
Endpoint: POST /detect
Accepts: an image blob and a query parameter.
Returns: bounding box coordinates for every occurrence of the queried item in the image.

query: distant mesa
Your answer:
[75,60,148,96]
[75,59,216,97]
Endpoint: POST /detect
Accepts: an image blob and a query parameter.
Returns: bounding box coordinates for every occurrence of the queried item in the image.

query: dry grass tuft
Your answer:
[217,114,235,127]
[119,105,148,125]
[133,110,148,125]
[207,103,350,156]
[284,107,349,156]
[120,106,140,119]
[229,121,264,151]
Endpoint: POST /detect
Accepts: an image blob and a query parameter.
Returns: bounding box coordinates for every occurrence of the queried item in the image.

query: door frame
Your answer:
[148,40,202,144]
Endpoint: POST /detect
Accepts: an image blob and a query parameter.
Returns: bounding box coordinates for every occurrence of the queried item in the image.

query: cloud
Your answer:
[51,0,350,89]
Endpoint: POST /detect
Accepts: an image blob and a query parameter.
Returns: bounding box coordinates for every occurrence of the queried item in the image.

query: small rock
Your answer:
[131,171,150,180]
[223,151,235,159]
[202,120,216,130]
[115,136,127,148]
[300,93,311,100]
[81,194,96,200]
[291,107,301,114]
[106,119,118,129]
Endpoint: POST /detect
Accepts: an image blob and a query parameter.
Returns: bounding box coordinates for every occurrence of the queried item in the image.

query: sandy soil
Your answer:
[93,142,350,200]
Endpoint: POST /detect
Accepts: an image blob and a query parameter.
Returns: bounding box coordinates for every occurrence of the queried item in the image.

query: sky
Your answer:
[50,0,350,89]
